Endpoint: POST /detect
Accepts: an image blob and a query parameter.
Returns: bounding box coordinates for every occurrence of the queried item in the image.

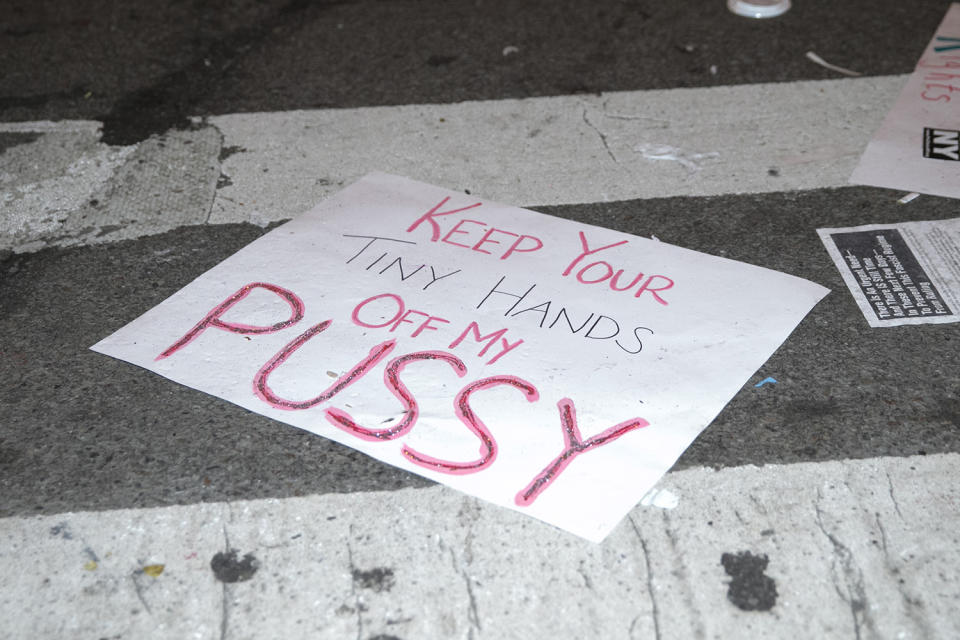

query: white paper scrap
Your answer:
[850,3,960,199]
[818,217,960,327]
[92,173,828,542]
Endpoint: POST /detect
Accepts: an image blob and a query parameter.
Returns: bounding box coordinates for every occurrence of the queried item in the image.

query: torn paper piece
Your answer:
[92,172,827,542]
[818,217,960,327]
[850,3,960,199]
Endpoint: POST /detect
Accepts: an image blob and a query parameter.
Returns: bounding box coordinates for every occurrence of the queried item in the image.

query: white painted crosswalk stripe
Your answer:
[3,453,956,639]
[211,76,905,222]
[3,76,905,252]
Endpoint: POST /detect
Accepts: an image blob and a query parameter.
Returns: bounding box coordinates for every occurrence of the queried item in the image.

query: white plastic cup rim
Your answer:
[727,0,792,18]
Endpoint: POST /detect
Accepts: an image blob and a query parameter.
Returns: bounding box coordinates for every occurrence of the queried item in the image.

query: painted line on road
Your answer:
[209,76,904,223]
[2,453,957,639]
[2,76,906,252]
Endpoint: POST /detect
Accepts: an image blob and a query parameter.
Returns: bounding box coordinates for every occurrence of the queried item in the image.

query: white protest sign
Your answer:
[850,3,960,199]
[92,173,828,541]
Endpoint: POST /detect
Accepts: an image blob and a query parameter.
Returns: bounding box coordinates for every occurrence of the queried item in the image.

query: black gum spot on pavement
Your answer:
[352,567,395,592]
[721,551,777,611]
[210,549,260,583]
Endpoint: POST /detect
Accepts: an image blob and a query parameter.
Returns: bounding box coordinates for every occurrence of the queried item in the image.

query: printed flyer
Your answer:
[92,173,829,541]
[819,217,960,327]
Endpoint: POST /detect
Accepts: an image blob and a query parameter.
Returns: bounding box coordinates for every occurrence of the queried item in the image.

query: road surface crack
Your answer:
[814,492,875,640]
[629,515,662,640]
[346,539,364,640]
[885,470,905,520]
[219,523,231,640]
[130,568,153,616]
[449,547,481,639]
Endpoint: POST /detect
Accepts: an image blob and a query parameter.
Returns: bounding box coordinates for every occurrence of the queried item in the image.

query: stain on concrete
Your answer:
[218,145,247,162]
[49,521,100,567]
[721,551,777,611]
[0,132,41,154]
[352,567,395,593]
[210,549,260,583]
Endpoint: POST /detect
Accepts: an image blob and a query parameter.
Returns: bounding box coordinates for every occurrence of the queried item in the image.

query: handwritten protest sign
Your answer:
[92,173,828,541]
[850,3,960,199]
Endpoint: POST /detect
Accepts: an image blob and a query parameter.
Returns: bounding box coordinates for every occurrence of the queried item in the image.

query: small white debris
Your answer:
[502,45,520,57]
[897,192,921,204]
[639,488,680,509]
[805,51,861,77]
[635,143,720,173]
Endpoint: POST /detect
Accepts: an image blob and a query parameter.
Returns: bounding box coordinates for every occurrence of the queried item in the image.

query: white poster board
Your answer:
[850,3,960,199]
[93,173,828,541]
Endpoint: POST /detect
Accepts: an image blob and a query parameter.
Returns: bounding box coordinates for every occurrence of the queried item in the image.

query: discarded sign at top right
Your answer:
[850,3,960,199]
